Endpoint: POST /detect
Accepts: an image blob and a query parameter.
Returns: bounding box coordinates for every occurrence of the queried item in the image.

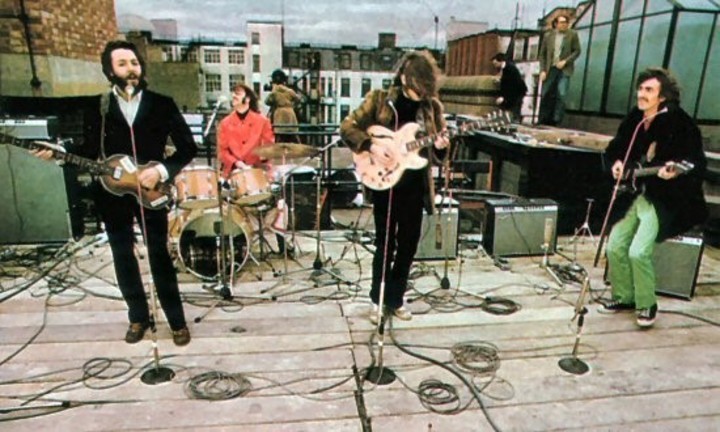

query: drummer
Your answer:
[217,83,274,177]
[217,84,290,255]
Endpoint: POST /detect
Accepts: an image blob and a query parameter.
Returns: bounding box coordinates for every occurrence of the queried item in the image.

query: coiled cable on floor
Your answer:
[185,371,252,400]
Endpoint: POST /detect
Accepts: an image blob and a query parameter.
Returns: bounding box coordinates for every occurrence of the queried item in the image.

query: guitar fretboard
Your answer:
[18,141,113,176]
[404,115,508,153]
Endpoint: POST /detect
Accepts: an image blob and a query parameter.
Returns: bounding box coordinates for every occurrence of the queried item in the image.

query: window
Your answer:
[338,53,351,69]
[162,46,174,62]
[251,32,260,45]
[228,49,244,64]
[361,78,372,96]
[382,79,392,90]
[229,74,244,91]
[287,52,300,68]
[340,104,350,120]
[182,47,198,63]
[253,82,261,97]
[252,54,260,73]
[327,77,334,97]
[360,54,372,70]
[320,77,326,96]
[205,73,221,92]
[204,49,220,64]
[340,78,351,97]
[327,105,336,124]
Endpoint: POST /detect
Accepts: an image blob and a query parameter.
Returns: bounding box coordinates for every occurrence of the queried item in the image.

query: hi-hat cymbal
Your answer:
[254,143,317,159]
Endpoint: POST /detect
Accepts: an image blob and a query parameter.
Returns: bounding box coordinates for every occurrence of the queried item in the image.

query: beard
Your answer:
[110,73,147,93]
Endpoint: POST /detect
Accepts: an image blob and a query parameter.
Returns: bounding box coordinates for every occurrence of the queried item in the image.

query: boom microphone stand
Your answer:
[194,98,238,324]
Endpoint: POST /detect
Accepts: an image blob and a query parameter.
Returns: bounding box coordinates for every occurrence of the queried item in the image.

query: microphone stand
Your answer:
[558,274,590,375]
[203,98,226,166]
[194,99,238,324]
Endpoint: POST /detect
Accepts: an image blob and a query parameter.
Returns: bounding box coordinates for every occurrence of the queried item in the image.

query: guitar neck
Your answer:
[17,141,112,176]
[404,118,501,153]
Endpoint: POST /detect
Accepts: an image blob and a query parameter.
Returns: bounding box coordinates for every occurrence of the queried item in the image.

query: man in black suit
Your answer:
[34,40,197,345]
[492,53,528,122]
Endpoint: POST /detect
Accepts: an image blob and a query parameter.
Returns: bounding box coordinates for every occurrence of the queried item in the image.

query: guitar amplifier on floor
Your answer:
[415,208,459,260]
[653,235,704,299]
[482,198,558,257]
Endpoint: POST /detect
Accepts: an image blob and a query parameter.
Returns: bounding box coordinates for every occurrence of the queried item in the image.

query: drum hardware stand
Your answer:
[264,142,354,293]
[558,274,591,375]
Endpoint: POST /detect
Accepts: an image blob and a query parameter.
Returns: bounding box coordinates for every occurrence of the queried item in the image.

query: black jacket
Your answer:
[80,90,197,180]
[499,61,527,110]
[605,104,707,240]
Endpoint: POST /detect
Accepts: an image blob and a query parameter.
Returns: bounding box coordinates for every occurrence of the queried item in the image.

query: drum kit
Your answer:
[168,142,319,282]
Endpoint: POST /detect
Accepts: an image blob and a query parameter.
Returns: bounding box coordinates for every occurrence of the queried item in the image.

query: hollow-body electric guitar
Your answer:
[17,140,174,209]
[353,113,509,190]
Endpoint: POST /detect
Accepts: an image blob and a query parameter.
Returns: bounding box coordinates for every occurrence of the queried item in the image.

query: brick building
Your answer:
[0,0,116,96]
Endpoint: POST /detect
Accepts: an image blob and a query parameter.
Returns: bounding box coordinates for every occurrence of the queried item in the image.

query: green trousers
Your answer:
[606,195,659,309]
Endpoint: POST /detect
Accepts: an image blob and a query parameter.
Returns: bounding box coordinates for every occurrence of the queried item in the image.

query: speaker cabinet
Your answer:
[0,145,73,244]
[285,181,331,231]
[653,235,703,299]
[483,198,558,257]
[415,208,459,260]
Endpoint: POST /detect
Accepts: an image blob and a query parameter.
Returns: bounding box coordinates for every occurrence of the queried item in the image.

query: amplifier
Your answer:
[653,235,703,299]
[0,116,58,139]
[415,208,459,260]
[482,198,558,256]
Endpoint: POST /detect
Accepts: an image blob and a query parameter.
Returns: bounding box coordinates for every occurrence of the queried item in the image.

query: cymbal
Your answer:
[254,143,317,159]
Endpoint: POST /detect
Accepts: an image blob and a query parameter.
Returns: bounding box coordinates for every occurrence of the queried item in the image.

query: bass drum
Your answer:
[178,211,250,280]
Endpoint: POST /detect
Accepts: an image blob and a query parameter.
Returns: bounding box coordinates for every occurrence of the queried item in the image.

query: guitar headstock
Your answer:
[456,110,512,135]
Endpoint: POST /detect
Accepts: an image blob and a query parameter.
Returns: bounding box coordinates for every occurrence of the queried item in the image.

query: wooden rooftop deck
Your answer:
[1,208,720,431]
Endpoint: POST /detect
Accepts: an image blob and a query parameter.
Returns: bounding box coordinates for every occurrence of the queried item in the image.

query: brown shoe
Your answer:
[172,327,191,346]
[125,322,149,344]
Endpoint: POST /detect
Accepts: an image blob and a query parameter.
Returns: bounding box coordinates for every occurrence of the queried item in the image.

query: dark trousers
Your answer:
[370,171,425,309]
[98,191,186,330]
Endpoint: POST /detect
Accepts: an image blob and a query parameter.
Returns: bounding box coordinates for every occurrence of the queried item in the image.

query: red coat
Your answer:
[218,110,275,177]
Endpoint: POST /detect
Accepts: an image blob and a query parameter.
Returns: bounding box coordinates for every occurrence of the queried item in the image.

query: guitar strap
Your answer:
[99,91,111,159]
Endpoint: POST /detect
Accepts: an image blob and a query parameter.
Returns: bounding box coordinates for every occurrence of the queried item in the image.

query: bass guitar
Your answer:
[619,160,694,194]
[17,140,174,210]
[353,112,509,190]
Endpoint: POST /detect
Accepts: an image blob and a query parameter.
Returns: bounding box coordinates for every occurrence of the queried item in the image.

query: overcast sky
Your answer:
[115,0,577,47]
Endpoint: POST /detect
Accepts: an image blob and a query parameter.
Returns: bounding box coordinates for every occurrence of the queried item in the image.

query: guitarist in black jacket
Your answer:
[599,68,707,328]
[33,41,197,345]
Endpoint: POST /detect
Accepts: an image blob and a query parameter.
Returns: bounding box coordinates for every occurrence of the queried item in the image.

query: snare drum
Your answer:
[229,168,273,207]
[175,166,218,210]
[178,209,250,280]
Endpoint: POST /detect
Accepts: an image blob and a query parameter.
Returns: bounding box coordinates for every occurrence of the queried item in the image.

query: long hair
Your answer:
[100,40,148,89]
[392,50,441,100]
[232,83,260,113]
[636,67,681,106]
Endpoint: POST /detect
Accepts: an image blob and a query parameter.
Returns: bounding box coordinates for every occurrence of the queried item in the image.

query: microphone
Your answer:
[213,95,228,110]
[386,99,394,108]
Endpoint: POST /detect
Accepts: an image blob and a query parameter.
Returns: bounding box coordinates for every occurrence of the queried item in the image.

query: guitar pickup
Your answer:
[112,166,123,180]
[119,156,138,174]
[150,196,169,208]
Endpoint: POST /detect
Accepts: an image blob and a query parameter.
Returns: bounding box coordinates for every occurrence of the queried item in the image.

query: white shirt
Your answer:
[112,86,169,181]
